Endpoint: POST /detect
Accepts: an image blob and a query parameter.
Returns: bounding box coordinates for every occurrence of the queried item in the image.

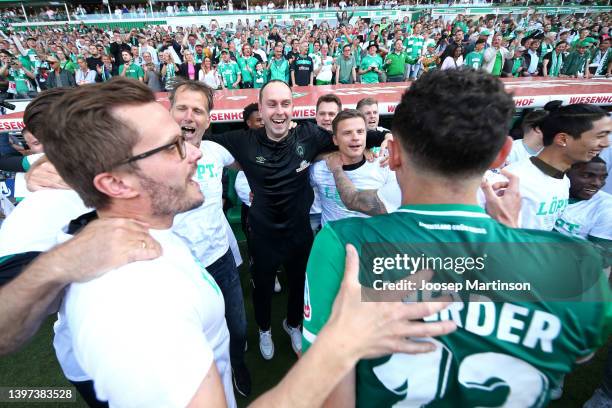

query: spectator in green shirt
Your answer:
[385,39,409,82]
[561,41,591,78]
[359,42,383,84]
[238,43,259,89]
[335,44,356,84]
[119,50,144,82]
[464,39,486,69]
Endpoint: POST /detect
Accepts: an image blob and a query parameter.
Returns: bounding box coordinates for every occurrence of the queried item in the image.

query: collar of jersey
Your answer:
[396,203,490,219]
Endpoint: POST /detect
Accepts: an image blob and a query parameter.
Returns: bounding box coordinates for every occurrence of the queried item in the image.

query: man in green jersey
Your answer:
[359,42,383,84]
[237,43,259,88]
[464,39,486,69]
[119,50,144,82]
[303,69,611,407]
[403,23,425,79]
[218,49,242,90]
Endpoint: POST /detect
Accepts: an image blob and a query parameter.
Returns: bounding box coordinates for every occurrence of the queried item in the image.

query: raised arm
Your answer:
[326,152,388,216]
[0,218,161,356]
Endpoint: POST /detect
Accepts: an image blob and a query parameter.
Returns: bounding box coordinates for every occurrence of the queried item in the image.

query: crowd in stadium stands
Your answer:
[0,9,609,99]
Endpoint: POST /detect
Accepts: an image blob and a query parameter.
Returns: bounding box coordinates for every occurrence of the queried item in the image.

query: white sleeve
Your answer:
[590,203,612,241]
[377,178,401,213]
[235,171,252,207]
[203,141,235,167]
[67,269,214,408]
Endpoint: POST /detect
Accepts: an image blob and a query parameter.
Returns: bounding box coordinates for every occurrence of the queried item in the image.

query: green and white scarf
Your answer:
[549,51,563,77]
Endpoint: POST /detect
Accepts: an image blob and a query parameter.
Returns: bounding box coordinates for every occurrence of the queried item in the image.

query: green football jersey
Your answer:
[303,203,611,407]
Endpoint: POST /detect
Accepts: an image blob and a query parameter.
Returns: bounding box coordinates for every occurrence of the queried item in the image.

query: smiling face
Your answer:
[114,102,203,218]
[565,116,612,163]
[259,81,293,141]
[333,116,367,163]
[316,101,340,131]
[568,160,608,200]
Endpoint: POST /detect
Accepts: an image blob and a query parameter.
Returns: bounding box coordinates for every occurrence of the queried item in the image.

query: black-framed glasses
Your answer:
[111,135,186,168]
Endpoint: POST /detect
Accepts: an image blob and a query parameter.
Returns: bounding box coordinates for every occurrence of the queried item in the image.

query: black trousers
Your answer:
[249,228,313,331]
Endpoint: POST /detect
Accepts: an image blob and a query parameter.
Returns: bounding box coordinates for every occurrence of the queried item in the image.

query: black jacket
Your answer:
[178,62,202,80]
[47,69,76,88]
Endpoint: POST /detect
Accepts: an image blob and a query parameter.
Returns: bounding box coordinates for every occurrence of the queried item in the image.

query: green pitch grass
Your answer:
[0,250,607,407]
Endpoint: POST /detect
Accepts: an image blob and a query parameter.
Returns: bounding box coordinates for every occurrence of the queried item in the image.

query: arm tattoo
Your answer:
[331,167,388,216]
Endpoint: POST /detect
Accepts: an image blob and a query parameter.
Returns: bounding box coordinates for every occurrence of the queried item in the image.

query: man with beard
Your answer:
[44,78,236,407]
[168,79,251,397]
[209,80,389,360]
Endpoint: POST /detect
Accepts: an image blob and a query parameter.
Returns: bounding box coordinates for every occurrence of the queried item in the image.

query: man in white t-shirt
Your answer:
[505,110,547,166]
[554,156,612,250]
[167,79,251,397]
[311,109,397,226]
[506,103,612,231]
[44,78,236,408]
[357,97,389,132]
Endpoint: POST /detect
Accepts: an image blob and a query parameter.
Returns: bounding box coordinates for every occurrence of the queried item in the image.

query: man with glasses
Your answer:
[45,78,237,408]
[46,56,76,88]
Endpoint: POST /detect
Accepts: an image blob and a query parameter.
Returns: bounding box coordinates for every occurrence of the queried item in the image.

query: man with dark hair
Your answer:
[505,101,611,231]
[554,156,611,249]
[243,102,262,130]
[303,68,611,407]
[43,78,237,407]
[0,88,86,285]
[335,44,357,84]
[505,110,547,165]
[311,109,397,226]
[315,94,342,131]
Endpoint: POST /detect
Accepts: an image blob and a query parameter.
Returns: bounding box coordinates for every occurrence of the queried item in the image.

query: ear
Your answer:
[93,171,140,200]
[553,132,571,148]
[489,136,513,169]
[332,133,339,147]
[387,138,402,171]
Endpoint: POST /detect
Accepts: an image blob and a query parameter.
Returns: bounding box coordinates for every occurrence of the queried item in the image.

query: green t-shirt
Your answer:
[403,35,425,61]
[492,50,503,76]
[237,55,259,83]
[464,51,484,69]
[119,62,144,80]
[60,60,77,73]
[8,67,31,94]
[218,60,241,89]
[253,69,267,88]
[360,54,383,84]
[303,203,611,407]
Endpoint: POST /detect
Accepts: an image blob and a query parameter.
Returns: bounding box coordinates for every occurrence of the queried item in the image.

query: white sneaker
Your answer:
[274,276,282,293]
[259,329,274,360]
[283,319,302,355]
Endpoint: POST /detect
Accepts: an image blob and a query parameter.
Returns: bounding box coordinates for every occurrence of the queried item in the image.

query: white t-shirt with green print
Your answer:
[505,157,570,231]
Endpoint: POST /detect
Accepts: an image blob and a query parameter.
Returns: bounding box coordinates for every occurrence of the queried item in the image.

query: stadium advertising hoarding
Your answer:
[0,78,611,128]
